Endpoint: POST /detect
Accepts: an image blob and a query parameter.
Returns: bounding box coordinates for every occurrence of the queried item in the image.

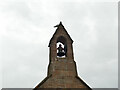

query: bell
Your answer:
[57,52,65,57]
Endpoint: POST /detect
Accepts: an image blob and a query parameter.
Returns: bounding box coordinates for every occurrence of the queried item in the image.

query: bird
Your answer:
[54,24,59,28]
[54,21,62,28]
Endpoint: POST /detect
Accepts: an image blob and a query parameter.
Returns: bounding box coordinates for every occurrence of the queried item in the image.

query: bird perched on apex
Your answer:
[54,24,59,28]
[54,21,62,28]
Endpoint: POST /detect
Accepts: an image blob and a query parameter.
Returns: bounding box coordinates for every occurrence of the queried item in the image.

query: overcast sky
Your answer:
[0,0,118,89]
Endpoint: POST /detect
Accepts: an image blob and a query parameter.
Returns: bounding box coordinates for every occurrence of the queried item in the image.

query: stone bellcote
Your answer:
[47,22,77,76]
[48,22,74,62]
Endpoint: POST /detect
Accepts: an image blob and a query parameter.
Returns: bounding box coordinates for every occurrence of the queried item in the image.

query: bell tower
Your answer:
[48,22,74,60]
[34,22,92,89]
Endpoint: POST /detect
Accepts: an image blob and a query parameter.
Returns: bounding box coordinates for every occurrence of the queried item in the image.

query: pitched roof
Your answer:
[48,22,73,47]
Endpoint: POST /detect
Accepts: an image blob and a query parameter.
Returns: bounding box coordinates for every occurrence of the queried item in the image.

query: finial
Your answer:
[59,21,62,25]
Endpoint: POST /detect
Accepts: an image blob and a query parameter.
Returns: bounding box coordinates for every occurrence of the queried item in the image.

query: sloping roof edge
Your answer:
[33,74,52,90]
[48,22,73,47]
[75,76,92,90]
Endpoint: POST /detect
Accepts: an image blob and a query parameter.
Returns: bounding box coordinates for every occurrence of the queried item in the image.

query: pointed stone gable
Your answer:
[48,22,73,47]
[34,22,92,90]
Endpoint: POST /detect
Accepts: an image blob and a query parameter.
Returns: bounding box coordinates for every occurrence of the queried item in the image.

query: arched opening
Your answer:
[56,36,67,57]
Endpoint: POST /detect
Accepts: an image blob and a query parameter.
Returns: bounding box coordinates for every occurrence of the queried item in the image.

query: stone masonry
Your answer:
[34,22,92,90]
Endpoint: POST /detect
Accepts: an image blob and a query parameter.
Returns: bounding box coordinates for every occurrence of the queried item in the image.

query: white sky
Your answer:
[0,0,118,89]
